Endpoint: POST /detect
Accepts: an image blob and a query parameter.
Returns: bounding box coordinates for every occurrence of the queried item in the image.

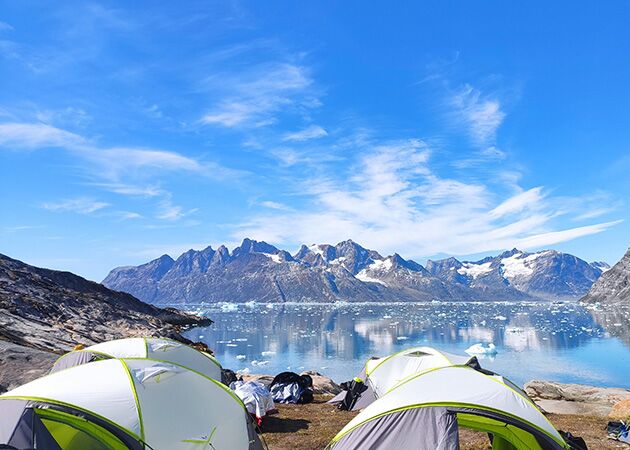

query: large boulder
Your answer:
[610,399,630,420]
[300,371,341,395]
[241,374,275,387]
[525,380,630,417]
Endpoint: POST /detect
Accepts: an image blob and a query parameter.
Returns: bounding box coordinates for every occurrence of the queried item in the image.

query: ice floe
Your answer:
[465,343,498,356]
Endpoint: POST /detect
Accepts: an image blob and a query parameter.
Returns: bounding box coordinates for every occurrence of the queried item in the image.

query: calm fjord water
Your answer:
[183,302,630,388]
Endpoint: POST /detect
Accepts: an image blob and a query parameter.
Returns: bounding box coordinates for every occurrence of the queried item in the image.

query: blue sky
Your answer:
[1,1,628,281]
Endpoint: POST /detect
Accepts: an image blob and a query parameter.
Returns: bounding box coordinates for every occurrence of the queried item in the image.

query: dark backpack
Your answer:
[559,431,588,450]
[221,369,238,386]
[338,379,368,411]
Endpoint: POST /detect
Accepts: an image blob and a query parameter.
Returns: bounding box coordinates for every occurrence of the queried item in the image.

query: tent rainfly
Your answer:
[328,365,574,450]
[329,346,478,411]
[50,337,222,381]
[0,358,263,450]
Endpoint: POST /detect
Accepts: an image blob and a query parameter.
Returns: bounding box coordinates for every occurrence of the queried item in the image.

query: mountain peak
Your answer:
[233,238,279,257]
[498,248,524,259]
[103,241,612,303]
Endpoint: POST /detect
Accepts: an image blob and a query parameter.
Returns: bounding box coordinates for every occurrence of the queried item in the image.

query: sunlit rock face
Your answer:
[582,248,630,304]
[427,248,605,301]
[103,239,608,305]
[0,253,210,390]
[103,238,457,304]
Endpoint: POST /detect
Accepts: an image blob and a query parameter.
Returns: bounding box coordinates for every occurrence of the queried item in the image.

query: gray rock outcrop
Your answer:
[525,380,630,417]
[582,247,630,304]
[0,253,211,390]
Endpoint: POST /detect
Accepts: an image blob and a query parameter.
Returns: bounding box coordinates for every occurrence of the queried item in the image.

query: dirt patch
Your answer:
[259,396,625,450]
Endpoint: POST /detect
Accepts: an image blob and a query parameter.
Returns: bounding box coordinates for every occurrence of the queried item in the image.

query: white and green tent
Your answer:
[50,337,222,381]
[330,346,477,411]
[0,358,263,450]
[329,365,571,450]
[365,346,475,396]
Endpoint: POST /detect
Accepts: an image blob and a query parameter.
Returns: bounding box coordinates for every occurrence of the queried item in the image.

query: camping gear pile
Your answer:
[0,337,264,450]
[230,380,277,426]
[328,346,588,450]
[269,371,314,404]
[608,421,630,445]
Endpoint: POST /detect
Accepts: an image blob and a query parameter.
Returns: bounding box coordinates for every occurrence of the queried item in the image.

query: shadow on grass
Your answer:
[261,416,311,433]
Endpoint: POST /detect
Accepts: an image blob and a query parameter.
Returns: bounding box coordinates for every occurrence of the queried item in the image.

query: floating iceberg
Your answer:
[251,360,270,367]
[465,343,498,356]
[219,303,239,312]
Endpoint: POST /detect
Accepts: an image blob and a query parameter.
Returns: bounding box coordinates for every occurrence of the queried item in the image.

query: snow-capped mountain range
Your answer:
[102,238,610,305]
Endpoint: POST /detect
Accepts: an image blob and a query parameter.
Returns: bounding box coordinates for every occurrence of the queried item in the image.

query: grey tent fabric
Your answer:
[331,406,460,450]
[0,400,62,450]
[0,399,27,443]
[247,417,265,450]
[10,408,62,450]
[49,351,98,373]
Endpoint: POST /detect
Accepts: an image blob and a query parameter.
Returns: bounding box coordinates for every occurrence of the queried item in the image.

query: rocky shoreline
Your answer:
[525,379,630,419]
[0,253,211,392]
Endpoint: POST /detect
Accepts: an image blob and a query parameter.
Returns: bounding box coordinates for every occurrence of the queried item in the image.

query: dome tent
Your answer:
[365,346,475,396]
[329,347,477,411]
[328,365,573,450]
[0,359,263,450]
[50,337,222,381]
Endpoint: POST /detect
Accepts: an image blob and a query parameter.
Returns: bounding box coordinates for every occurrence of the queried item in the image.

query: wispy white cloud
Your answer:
[42,197,109,215]
[88,183,163,197]
[0,121,244,224]
[2,225,45,233]
[155,196,198,221]
[515,221,623,248]
[0,122,241,181]
[574,208,618,221]
[0,21,13,31]
[35,107,91,128]
[0,122,85,149]
[450,84,505,145]
[234,139,620,258]
[489,187,544,219]
[260,200,290,210]
[200,63,317,128]
[282,125,327,142]
[115,211,142,221]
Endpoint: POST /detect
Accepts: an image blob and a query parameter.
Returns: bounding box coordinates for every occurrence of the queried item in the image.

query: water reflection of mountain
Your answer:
[589,305,630,347]
[188,302,606,362]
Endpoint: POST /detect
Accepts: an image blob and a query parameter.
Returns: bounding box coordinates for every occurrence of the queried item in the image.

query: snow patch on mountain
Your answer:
[369,258,393,272]
[501,253,532,278]
[308,244,326,257]
[500,251,554,279]
[355,271,388,286]
[262,253,283,264]
[457,262,493,279]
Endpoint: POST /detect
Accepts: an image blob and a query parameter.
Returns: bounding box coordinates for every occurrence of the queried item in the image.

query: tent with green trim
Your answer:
[329,347,477,411]
[0,358,263,450]
[328,365,574,450]
[50,337,222,381]
[365,346,475,396]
